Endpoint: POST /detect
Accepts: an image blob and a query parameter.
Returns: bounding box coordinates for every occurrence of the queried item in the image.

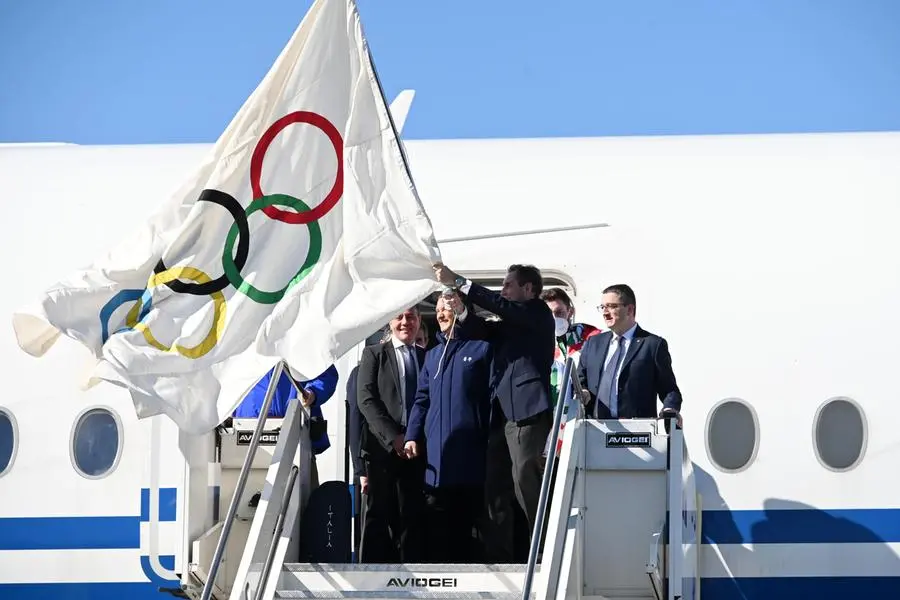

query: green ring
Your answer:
[222,193,323,304]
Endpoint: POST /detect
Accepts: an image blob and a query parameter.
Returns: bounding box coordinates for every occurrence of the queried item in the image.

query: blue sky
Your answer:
[1,0,899,144]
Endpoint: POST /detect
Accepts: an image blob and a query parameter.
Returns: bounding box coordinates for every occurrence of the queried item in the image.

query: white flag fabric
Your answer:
[11,0,443,434]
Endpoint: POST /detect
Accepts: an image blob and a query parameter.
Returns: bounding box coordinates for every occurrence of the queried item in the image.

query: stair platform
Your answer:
[273,563,537,599]
[274,592,533,600]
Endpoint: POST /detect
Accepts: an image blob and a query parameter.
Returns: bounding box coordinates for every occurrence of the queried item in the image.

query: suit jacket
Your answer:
[577,326,682,419]
[345,365,366,479]
[463,283,555,423]
[356,341,426,457]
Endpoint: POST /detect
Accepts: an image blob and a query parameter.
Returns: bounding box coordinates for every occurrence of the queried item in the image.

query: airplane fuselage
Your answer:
[1,130,899,598]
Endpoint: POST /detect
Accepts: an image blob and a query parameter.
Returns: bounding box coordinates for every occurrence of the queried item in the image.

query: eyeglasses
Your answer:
[598,303,626,311]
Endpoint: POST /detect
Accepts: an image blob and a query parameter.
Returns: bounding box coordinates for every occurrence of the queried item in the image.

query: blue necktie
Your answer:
[401,346,417,427]
[597,336,626,418]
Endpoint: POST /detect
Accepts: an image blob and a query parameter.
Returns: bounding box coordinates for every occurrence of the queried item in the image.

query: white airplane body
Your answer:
[1,122,899,599]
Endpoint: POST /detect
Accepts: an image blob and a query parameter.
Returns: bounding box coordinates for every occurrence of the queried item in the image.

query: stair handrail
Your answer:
[253,464,300,600]
[523,356,585,600]
[229,369,314,600]
[200,360,286,600]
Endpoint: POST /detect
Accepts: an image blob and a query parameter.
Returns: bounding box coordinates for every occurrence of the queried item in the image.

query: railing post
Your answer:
[200,360,285,600]
[523,357,575,600]
[253,465,300,600]
[665,418,683,600]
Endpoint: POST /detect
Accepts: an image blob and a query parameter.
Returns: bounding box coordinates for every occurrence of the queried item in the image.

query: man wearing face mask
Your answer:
[542,288,601,403]
[541,287,600,456]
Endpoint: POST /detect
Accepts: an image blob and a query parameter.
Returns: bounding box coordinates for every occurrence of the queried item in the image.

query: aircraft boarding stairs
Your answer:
[182,360,700,600]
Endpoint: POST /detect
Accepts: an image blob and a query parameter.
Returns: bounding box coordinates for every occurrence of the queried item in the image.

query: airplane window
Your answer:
[0,408,16,477]
[705,398,759,473]
[71,407,123,479]
[813,397,866,472]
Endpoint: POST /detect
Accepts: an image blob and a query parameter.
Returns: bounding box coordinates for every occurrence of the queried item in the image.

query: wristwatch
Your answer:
[454,275,467,289]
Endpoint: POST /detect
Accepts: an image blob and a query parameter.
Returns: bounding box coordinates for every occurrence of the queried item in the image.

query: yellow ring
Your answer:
[127,266,227,359]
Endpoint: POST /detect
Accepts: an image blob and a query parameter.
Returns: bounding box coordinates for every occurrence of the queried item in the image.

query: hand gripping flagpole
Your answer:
[200,360,286,600]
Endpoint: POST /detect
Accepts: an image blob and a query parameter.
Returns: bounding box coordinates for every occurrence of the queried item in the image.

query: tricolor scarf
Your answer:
[550,322,601,402]
[545,321,601,457]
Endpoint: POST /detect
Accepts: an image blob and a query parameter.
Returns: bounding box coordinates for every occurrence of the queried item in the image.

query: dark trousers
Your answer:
[359,452,425,563]
[482,407,553,563]
[353,477,364,559]
[425,486,483,563]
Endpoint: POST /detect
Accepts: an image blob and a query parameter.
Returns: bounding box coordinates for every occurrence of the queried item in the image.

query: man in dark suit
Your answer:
[434,263,555,563]
[577,284,682,424]
[356,306,426,563]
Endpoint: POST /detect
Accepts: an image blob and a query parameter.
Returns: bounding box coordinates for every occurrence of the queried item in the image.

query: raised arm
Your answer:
[464,282,551,331]
[433,263,554,331]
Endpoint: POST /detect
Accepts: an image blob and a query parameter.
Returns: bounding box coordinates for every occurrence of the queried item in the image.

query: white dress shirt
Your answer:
[604,323,638,418]
[391,335,419,425]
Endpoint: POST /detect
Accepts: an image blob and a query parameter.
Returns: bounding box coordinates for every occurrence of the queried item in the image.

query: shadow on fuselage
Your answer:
[695,465,900,600]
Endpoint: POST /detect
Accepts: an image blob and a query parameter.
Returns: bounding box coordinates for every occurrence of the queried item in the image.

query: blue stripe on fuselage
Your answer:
[2,505,900,550]
[140,554,179,585]
[0,582,178,600]
[702,576,900,599]
[140,487,177,522]
[702,508,900,544]
[0,487,178,551]
[0,516,140,550]
[1,576,898,599]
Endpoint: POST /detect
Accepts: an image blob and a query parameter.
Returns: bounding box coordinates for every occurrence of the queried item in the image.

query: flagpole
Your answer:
[362,25,607,252]
[364,42,416,188]
[436,222,609,244]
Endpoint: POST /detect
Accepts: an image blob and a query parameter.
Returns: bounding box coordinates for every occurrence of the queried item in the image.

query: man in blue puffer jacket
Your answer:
[404,291,492,563]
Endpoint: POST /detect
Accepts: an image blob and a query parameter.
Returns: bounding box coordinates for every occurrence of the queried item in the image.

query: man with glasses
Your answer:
[577,284,682,425]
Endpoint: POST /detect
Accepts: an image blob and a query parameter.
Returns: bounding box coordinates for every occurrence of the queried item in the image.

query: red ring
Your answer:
[250,111,344,224]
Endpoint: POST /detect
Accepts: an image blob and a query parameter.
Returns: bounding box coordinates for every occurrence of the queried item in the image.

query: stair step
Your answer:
[274,592,535,599]
[282,563,529,572]
[277,563,537,594]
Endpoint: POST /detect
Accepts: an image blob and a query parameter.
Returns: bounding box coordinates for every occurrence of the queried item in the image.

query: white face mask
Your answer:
[554,317,570,337]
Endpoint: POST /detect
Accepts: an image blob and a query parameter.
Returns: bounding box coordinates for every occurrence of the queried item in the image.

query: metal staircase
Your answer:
[181,357,699,600]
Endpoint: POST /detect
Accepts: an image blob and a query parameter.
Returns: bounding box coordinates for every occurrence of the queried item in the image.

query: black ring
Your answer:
[154,188,250,295]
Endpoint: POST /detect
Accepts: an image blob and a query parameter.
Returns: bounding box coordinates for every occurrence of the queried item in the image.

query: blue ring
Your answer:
[99,288,153,343]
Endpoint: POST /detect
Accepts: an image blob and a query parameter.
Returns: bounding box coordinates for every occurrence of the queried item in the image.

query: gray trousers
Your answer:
[481,409,552,563]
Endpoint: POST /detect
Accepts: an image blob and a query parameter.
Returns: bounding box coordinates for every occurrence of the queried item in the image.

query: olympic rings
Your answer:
[250,111,343,225]
[97,268,223,359]
[154,189,249,296]
[131,267,227,359]
[222,194,323,304]
[98,110,342,358]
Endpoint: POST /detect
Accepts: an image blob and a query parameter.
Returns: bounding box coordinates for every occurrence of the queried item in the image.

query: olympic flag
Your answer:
[11,0,443,433]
